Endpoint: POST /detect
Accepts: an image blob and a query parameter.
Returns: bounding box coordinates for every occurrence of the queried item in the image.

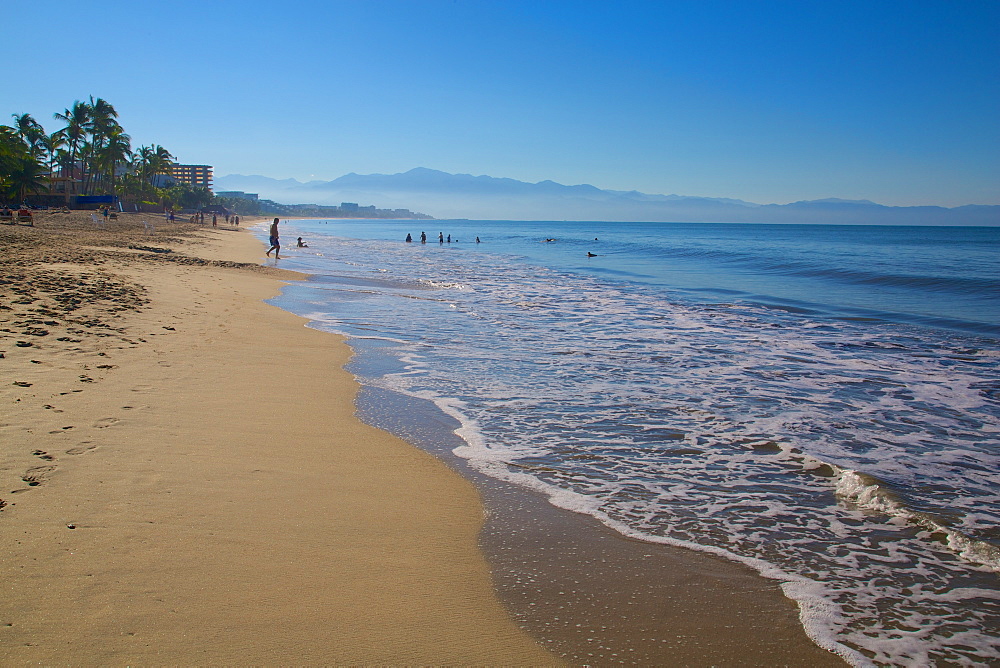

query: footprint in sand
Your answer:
[66,442,98,456]
[22,465,56,486]
[93,417,120,429]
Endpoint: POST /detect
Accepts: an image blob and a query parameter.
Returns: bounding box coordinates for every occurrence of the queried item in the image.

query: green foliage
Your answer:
[6,155,49,202]
[164,183,213,210]
[0,126,37,202]
[212,195,262,216]
[0,98,176,206]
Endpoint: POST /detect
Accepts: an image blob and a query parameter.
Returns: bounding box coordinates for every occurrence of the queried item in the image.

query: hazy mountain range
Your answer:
[215,168,999,225]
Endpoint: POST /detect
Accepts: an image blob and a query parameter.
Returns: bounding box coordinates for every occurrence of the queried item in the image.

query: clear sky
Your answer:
[6,0,999,206]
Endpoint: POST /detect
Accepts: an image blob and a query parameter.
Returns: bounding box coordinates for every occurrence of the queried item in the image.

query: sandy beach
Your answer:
[0,211,849,666]
[0,211,559,664]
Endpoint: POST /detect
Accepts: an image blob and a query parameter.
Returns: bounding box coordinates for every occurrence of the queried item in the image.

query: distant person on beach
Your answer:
[447,234,451,243]
[266,218,280,258]
[439,232,444,243]
[476,237,480,243]
[420,232,426,243]
[235,215,240,226]
[212,214,217,228]
[587,252,597,257]
[297,237,308,247]
[405,233,412,242]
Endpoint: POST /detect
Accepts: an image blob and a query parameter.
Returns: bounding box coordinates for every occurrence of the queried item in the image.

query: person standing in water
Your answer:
[266,218,280,258]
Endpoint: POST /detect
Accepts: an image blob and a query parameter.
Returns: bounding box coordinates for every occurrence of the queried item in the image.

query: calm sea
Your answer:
[261,219,999,665]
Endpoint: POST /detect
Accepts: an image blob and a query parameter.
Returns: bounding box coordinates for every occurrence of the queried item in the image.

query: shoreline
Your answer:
[352,384,847,666]
[0,212,558,664]
[260,218,847,665]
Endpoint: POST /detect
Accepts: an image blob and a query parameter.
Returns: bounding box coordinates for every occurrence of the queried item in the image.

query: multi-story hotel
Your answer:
[170,163,213,191]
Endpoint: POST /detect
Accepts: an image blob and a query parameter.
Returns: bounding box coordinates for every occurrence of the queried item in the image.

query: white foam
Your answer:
[835,468,1000,572]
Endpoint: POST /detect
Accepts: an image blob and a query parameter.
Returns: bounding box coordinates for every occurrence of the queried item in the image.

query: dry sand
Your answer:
[0,212,561,664]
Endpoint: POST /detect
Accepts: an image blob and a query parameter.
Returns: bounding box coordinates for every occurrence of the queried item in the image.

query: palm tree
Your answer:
[6,154,48,204]
[134,145,155,199]
[53,100,91,186]
[98,127,132,195]
[77,139,94,194]
[0,125,27,201]
[10,113,45,159]
[153,145,174,176]
[41,131,66,177]
[84,97,120,194]
[140,144,174,198]
[88,97,118,140]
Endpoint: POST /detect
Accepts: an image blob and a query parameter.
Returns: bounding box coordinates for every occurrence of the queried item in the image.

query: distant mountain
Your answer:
[214,169,1000,225]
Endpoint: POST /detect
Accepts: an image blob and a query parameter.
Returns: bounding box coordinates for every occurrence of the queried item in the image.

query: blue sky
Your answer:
[7,0,999,206]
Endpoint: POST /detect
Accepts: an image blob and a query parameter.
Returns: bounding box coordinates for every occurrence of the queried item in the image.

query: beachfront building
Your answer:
[170,164,213,191]
[216,191,259,200]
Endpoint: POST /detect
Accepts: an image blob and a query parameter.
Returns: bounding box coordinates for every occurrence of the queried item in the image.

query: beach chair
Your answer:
[142,220,155,235]
[108,211,118,220]
[0,210,13,225]
[17,211,33,226]
[91,213,105,228]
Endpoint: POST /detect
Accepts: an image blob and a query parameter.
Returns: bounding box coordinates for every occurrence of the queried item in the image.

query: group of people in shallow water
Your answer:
[405,232,481,244]
[266,223,598,260]
[403,232,598,256]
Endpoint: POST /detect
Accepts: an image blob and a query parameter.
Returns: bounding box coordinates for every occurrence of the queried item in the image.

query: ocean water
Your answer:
[261,220,999,666]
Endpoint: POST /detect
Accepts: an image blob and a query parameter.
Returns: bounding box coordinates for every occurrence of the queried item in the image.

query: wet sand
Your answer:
[356,385,848,666]
[0,212,559,664]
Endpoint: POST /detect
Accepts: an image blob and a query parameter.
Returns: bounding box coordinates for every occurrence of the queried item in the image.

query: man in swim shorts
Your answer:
[266,218,280,258]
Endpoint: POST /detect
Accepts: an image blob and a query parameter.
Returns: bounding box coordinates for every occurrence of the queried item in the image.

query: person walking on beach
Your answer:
[266,218,281,258]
